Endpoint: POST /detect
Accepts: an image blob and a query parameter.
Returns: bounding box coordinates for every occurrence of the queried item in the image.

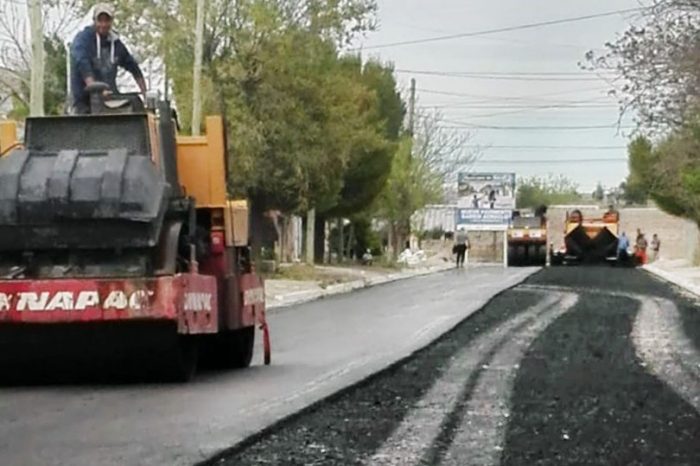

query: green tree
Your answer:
[324,58,405,218]
[620,136,652,205]
[592,182,605,202]
[100,0,380,216]
[516,175,583,209]
[626,116,700,223]
[0,0,76,118]
[6,36,68,119]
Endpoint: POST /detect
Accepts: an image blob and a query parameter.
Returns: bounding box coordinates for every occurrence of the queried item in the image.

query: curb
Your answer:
[643,264,700,297]
[267,262,454,310]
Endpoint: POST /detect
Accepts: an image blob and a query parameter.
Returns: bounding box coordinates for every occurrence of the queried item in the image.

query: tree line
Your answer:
[0,0,476,262]
[588,1,700,223]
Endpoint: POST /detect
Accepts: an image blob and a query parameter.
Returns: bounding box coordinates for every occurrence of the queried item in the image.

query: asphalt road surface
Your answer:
[0,266,536,466]
[216,267,700,466]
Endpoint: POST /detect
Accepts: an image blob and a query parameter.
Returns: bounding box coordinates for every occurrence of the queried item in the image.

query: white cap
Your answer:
[93,3,115,20]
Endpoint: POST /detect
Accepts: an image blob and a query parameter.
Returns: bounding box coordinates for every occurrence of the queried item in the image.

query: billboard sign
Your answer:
[457,172,516,210]
[455,208,512,230]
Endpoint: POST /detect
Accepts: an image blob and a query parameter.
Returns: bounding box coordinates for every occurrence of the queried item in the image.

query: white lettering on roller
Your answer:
[243,288,264,306]
[103,291,128,310]
[0,293,11,311]
[17,292,50,311]
[75,292,100,311]
[184,293,213,312]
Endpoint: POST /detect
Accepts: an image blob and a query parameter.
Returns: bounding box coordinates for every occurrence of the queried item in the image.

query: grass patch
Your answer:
[263,264,355,288]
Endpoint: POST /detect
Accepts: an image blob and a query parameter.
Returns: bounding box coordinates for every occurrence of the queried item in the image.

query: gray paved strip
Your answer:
[368,290,576,466]
[523,284,700,413]
[442,292,578,466]
[632,296,700,412]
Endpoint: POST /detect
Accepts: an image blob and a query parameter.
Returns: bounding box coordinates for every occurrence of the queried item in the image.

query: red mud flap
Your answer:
[0,274,218,334]
[241,273,271,365]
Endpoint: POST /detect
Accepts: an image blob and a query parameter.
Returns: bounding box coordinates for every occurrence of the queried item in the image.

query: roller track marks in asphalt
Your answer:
[369,290,579,466]
[216,269,700,466]
[525,283,700,415]
[632,296,700,412]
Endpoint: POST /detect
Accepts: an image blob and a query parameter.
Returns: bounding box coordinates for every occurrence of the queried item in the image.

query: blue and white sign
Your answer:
[456,208,512,230]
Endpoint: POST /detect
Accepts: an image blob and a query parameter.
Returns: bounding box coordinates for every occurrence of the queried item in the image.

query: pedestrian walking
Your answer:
[650,234,661,262]
[488,190,496,209]
[454,227,469,268]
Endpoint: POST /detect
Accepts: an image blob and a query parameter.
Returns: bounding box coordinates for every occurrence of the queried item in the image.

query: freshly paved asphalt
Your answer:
[0,266,536,466]
[221,267,700,466]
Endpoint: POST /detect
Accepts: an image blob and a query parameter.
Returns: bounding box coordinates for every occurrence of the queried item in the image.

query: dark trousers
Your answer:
[455,244,467,267]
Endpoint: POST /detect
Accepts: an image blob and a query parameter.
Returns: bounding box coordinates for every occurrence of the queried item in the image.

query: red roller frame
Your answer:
[0,274,218,334]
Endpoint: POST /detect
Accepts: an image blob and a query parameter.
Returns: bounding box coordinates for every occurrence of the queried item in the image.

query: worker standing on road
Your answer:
[69,3,147,114]
[650,234,661,262]
[617,232,630,263]
[636,231,649,264]
[454,227,469,268]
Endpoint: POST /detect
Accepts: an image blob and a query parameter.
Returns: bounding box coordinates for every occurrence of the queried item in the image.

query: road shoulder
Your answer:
[266,262,457,310]
[643,260,700,297]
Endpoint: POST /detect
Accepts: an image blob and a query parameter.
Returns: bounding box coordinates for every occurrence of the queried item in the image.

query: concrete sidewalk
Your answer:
[644,259,700,297]
[265,261,456,310]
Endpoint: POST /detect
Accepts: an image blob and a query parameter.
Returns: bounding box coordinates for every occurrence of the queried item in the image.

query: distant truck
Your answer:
[507,206,547,266]
[551,208,620,265]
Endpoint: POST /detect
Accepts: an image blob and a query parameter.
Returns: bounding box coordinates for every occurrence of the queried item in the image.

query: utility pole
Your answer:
[305,208,316,265]
[65,41,72,112]
[164,62,169,101]
[191,0,205,135]
[398,77,417,258]
[28,0,45,116]
[407,78,416,136]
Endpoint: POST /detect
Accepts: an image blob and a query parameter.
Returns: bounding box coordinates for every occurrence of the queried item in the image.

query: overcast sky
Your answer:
[354,0,643,192]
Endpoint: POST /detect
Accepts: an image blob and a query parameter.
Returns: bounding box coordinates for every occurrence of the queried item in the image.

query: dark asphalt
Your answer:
[215,267,700,466]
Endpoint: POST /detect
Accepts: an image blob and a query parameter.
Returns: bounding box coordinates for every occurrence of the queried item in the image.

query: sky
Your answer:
[353,0,643,193]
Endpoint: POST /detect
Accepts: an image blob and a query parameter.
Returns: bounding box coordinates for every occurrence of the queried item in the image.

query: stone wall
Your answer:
[465,231,506,264]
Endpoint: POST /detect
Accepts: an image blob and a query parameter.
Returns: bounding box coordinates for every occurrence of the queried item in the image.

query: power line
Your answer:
[475,158,627,164]
[426,100,613,108]
[440,123,633,131]
[466,145,625,150]
[386,20,591,50]
[430,103,617,109]
[414,98,621,119]
[395,69,607,82]
[354,7,645,50]
[406,70,614,76]
[464,103,621,119]
[416,86,614,102]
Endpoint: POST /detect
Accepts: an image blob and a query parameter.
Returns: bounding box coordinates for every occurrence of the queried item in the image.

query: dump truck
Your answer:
[551,209,620,265]
[0,86,270,381]
[507,207,547,266]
